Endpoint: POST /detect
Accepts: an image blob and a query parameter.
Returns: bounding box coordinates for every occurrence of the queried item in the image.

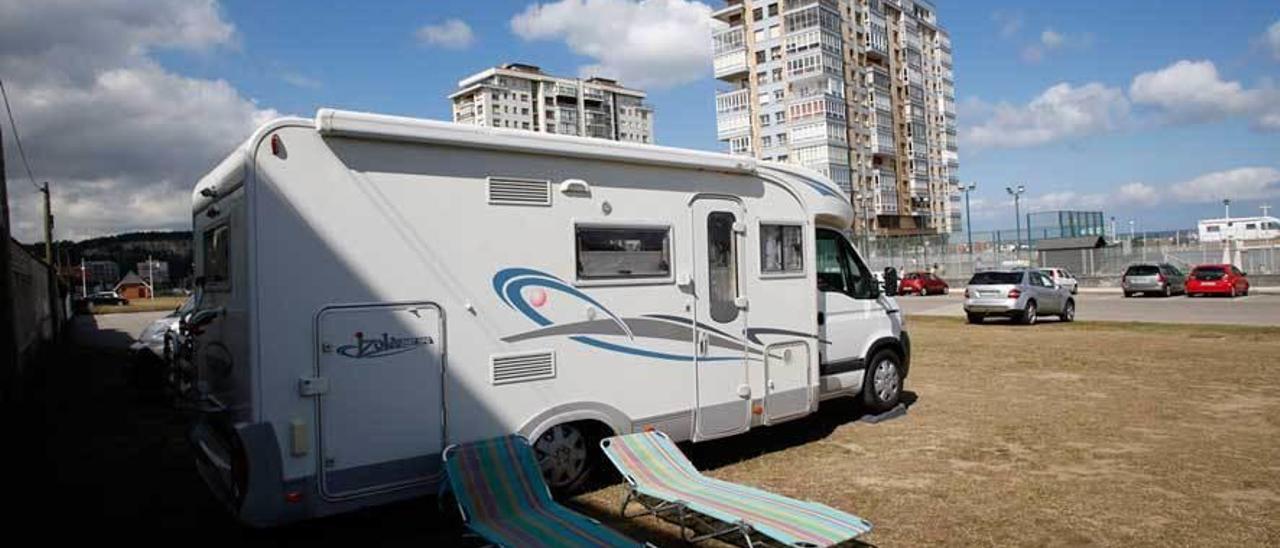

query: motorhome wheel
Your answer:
[534,424,590,492]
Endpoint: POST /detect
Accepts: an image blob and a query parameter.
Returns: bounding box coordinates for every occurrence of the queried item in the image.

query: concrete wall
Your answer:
[7,239,59,384]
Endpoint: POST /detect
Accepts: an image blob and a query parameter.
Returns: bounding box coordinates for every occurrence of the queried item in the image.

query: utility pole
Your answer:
[80,257,86,298]
[1262,204,1272,218]
[40,182,58,338]
[147,254,154,300]
[0,114,17,403]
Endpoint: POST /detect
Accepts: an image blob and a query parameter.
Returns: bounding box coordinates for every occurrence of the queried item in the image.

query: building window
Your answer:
[575,225,671,280]
[768,3,779,17]
[752,7,763,21]
[707,212,740,323]
[755,50,766,63]
[762,135,773,148]
[761,224,803,273]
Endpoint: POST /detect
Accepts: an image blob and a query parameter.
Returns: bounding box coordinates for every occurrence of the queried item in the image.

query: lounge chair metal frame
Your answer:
[617,486,759,547]
[601,431,871,548]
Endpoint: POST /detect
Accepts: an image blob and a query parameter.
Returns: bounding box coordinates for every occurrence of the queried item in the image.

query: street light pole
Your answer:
[1006,185,1025,262]
[963,182,976,268]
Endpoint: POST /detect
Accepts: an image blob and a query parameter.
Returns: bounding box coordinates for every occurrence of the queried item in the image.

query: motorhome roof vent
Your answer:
[487,178,552,206]
[491,351,556,385]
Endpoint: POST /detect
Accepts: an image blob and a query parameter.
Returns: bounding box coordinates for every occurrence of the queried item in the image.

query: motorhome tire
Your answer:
[534,422,595,494]
[861,349,903,413]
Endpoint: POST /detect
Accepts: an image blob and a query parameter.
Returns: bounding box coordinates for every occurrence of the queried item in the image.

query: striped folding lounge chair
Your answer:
[600,431,873,548]
[442,435,642,548]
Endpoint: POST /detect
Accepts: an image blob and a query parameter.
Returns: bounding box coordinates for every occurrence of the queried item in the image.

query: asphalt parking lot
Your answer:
[897,290,1280,326]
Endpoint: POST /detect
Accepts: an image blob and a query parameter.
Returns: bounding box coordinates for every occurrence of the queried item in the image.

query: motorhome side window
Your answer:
[203,224,230,289]
[760,224,803,274]
[575,225,670,280]
[707,212,740,323]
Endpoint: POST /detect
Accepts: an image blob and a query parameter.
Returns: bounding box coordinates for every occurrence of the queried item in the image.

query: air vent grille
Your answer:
[491,351,556,385]
[488,178,551,206]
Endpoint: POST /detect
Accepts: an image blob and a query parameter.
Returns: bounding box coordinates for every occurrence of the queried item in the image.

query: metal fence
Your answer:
[856,231,1280,280]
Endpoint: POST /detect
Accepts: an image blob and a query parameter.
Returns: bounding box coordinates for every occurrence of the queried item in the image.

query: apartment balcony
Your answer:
[715,88,752,140]
[555,83,579,97]
[711,1,743,23]
[583,88,605,101]
[713,27,748,80]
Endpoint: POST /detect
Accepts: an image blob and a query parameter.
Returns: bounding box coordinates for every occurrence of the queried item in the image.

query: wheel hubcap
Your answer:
[1027,304,1037,324]
[534,425,587,488]
[872,359,900,402]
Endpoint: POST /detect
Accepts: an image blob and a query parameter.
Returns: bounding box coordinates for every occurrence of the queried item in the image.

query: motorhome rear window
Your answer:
[575,226,671,279]
[760,224,803,274]
[203,225,230,288]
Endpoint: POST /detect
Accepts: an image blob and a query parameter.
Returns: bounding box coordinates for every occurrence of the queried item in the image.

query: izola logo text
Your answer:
[336,333,433,359]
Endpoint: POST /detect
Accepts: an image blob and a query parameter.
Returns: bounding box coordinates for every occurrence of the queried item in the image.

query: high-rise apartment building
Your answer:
[712,0,959,235]
[451,63,655,144]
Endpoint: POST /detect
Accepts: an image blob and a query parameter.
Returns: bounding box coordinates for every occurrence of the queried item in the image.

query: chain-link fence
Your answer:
[855,230,1280,281]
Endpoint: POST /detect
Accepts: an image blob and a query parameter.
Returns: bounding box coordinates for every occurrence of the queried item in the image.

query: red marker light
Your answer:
[271,134,286,158]
[285,491,303,503]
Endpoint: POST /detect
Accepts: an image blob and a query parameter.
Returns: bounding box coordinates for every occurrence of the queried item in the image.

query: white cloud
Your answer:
[0,0,277,241]
[992,10,1023,38]
[1041,29,1065,49]
[415,18,475,50]
[961,82,1130,149]
[1264,20,1280,62]
[1129,60,1280,130]
[1115,182,1161,207]
[1170,167,1280,202]
[510,0,719,89]
[1020,28,1092,64]
[280,72,322,89]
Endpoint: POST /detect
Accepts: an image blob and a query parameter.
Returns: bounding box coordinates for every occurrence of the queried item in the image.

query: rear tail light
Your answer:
[1008,289,1021,299]
[1157,273,1166,283]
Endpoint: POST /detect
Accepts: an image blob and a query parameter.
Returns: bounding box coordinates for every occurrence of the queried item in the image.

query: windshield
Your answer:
[1125,265,1159,276]
[969,272,1022,285]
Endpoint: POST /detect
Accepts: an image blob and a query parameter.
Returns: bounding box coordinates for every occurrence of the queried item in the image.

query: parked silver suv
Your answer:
[964,270,1076,325]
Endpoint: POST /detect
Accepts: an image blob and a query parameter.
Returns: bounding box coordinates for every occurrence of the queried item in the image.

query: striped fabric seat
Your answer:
[601,431,872,547]
[443,435,641,548]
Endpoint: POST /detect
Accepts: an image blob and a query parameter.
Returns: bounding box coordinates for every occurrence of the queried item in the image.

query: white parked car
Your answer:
[1040,267,1078,294]
[130,296,195,361]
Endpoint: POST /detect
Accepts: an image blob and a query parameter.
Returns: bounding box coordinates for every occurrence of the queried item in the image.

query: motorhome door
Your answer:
[691,198,750,440]
[315,302,444,499]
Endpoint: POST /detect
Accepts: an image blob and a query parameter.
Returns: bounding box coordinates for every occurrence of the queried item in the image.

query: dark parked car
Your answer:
[87,290,129,306]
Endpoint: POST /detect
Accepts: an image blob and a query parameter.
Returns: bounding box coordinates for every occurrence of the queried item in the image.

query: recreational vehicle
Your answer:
[1197,216,1280,242]
[185,109,910,526]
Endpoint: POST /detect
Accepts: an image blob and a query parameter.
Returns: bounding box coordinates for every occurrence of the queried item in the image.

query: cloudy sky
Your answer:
[2,0,1278,242]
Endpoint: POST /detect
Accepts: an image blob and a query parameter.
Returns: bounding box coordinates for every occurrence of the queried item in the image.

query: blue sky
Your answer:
[3,0,1278,240]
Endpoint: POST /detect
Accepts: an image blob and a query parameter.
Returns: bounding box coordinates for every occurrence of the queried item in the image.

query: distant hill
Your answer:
[30,230,195,288]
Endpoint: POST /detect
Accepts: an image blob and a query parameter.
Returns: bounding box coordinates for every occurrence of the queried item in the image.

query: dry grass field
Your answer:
[573,317,1280,546]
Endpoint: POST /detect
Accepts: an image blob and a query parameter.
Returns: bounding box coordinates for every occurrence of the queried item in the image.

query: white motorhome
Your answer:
[1197,216,1280,242]
[186,109,910,526]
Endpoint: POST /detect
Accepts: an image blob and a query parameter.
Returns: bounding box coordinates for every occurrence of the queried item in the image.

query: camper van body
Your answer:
[1197,216,1280,242]
[186,109,909,526]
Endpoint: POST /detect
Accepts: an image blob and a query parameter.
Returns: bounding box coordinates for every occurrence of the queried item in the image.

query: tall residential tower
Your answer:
[712,0,959,235]
[451,63,655,144]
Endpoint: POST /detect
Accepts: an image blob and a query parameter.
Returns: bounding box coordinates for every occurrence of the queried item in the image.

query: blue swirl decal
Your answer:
[493,268,743,362]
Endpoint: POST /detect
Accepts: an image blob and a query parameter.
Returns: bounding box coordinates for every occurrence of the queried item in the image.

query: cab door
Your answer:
[691,198,750,441]
[816,230,884,375]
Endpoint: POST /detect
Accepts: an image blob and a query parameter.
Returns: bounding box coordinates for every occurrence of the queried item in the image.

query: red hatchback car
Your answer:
[899,271,949,296]
[1186,264,1250,298]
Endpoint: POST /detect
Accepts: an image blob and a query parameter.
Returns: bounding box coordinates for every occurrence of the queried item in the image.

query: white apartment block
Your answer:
[712,0,960,235]
[451,63,655,144]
